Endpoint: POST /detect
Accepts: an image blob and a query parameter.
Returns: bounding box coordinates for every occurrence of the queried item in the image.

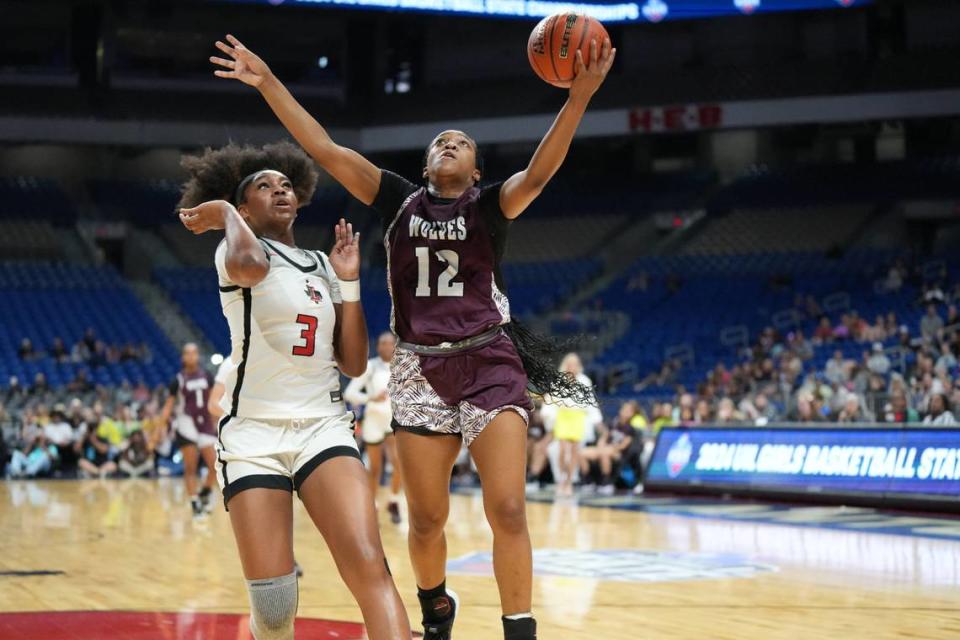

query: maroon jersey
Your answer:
[169,369,215,436]
[374,171,511,346]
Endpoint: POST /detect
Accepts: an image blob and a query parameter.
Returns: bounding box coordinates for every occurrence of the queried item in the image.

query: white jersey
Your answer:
[215,238,347,419]
[344,356,392,428]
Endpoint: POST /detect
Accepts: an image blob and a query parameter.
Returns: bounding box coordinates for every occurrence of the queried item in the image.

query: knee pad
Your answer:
[247,570,298,640]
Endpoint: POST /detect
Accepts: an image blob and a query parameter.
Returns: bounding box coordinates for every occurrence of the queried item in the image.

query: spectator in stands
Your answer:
[862,315,888,343]
[43,404,76,472]
[945,305,960,335]
[936,344,957,374]
[849,311,868,342]
[922,393,956,426]
[921,304,944,341]
[6,430,56,479]
[82,328,97,353]
[4,376,26,406]
[131,380,151,405]
[75,411,116,478]
[48,337,69,363]
[825,350,848,385]
[833,314,851,341]
[67,369,94,394]
[120,343,139,362]
[17,338,37,361]
[884,261,905,292]
[790,392,821,423]
[30,373,49,398]
[715,398,744,424]
[884,392,920,424]
[923,282,946,306]
[695,399,713,424]
[805,295,823,320]
[115,380,134,406]
[837,394,873,423]
[118,429,154,478]
[814,317,834,344]
[88,341,108,368]
[867,343,891,376]
[752,393,778,425]
[579,402,639,495]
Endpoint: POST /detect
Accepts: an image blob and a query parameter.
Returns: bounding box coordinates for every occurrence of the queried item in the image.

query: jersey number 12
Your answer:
[415,247,464,298]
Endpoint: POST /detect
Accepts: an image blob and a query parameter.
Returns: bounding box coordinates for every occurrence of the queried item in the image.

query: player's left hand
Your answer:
[329,218,360,282]
[569,37,616,102]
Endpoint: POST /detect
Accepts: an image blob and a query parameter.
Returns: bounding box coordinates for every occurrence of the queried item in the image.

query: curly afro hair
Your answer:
[177,141,320,210]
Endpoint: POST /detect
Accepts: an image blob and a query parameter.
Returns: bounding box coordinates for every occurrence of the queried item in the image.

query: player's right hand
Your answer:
[179,200,231,234]
[210,34,272,88]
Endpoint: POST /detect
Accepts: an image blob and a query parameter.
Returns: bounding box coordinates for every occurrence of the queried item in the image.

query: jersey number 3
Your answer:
[293,314,318,357]
[415,247,464,298]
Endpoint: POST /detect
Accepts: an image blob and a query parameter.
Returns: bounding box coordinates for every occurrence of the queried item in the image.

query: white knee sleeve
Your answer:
[247,570,298,640]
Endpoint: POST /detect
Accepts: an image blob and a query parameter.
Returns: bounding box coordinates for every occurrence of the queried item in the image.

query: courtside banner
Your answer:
[647,427,960,501]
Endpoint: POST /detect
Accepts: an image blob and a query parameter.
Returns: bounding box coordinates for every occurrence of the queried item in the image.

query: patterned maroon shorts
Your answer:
[388,334,533,446]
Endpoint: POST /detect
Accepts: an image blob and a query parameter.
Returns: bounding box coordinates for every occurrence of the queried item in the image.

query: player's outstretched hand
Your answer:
[329,218,361,282]
[179,200,231,235]
[210,34,272,88]
[569,37,616,102]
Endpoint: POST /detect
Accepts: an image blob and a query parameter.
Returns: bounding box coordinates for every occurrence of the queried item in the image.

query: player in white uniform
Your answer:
[177,141,410,640]
[345,332,403,524]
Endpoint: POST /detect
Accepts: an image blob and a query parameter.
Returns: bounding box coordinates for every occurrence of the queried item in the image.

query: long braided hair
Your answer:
[504,320,596,406]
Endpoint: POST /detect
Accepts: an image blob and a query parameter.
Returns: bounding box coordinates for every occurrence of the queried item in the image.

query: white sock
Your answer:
[504,613,533,620]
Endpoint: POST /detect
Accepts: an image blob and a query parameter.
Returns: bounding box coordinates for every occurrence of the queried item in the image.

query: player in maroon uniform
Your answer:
[210,33,612,640]
[160,343,218,517]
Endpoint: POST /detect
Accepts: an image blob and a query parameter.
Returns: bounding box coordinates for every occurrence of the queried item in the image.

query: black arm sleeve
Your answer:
[168,378,179,396]
[478,183,511,290]
[371,170,419,218]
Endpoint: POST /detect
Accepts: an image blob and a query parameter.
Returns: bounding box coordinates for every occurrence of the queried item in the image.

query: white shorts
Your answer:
[215,412,361,508]
[175,416,218,450]
[361,414,393,445]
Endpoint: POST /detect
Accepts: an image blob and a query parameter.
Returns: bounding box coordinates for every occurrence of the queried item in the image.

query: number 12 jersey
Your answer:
[374,170,513,346]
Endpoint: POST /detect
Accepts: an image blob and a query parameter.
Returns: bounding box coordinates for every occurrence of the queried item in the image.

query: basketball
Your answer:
[527,13,609,88]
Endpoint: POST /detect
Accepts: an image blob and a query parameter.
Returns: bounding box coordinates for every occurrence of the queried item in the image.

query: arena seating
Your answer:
[590,249,936,397]
[0,263,178,389]
[0,176,76,224]
[0,220,63,261]
[680,206,873,255]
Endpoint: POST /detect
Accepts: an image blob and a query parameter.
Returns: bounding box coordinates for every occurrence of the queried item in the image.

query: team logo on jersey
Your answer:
[642,0,669,22]
[666,433,693,478]
[734,0,760,14]
[449,549,775,583]
[304,281,323,304]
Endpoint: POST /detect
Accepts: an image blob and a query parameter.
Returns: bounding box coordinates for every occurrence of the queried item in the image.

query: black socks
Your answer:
[503,615,537,640]
[418,580,454,623]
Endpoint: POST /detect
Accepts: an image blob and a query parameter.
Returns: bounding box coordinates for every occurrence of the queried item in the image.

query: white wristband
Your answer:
[339,278,360,302]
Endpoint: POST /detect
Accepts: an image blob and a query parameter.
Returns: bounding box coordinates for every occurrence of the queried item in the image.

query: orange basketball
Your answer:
[527,13,609,88]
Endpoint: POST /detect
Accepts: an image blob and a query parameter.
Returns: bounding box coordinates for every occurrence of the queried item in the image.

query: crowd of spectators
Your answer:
[633,269,960,428]
[16,327,153,369]
[1,384,178,480]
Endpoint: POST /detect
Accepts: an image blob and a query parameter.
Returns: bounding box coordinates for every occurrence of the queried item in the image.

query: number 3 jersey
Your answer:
[374,170,512,346]
[215,238,345,419]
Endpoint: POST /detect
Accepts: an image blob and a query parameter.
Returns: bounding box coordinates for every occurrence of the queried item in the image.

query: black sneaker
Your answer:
[199,487,214,513]
[503,615,537,640]
[190,497,205,519]
[387,501,402,524]
[422,589,458,640]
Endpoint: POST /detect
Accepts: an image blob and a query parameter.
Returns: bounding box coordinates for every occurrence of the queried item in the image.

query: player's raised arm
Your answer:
[328,218,369,378]
[210,35,382,206]
[179,199,270,287]
[499,37,615,220]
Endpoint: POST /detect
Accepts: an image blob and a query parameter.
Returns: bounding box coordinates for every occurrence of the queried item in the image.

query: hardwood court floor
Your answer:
[2,478,960,639]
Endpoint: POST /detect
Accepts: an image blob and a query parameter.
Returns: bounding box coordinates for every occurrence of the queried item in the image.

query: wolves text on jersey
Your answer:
[408,214,468,241]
